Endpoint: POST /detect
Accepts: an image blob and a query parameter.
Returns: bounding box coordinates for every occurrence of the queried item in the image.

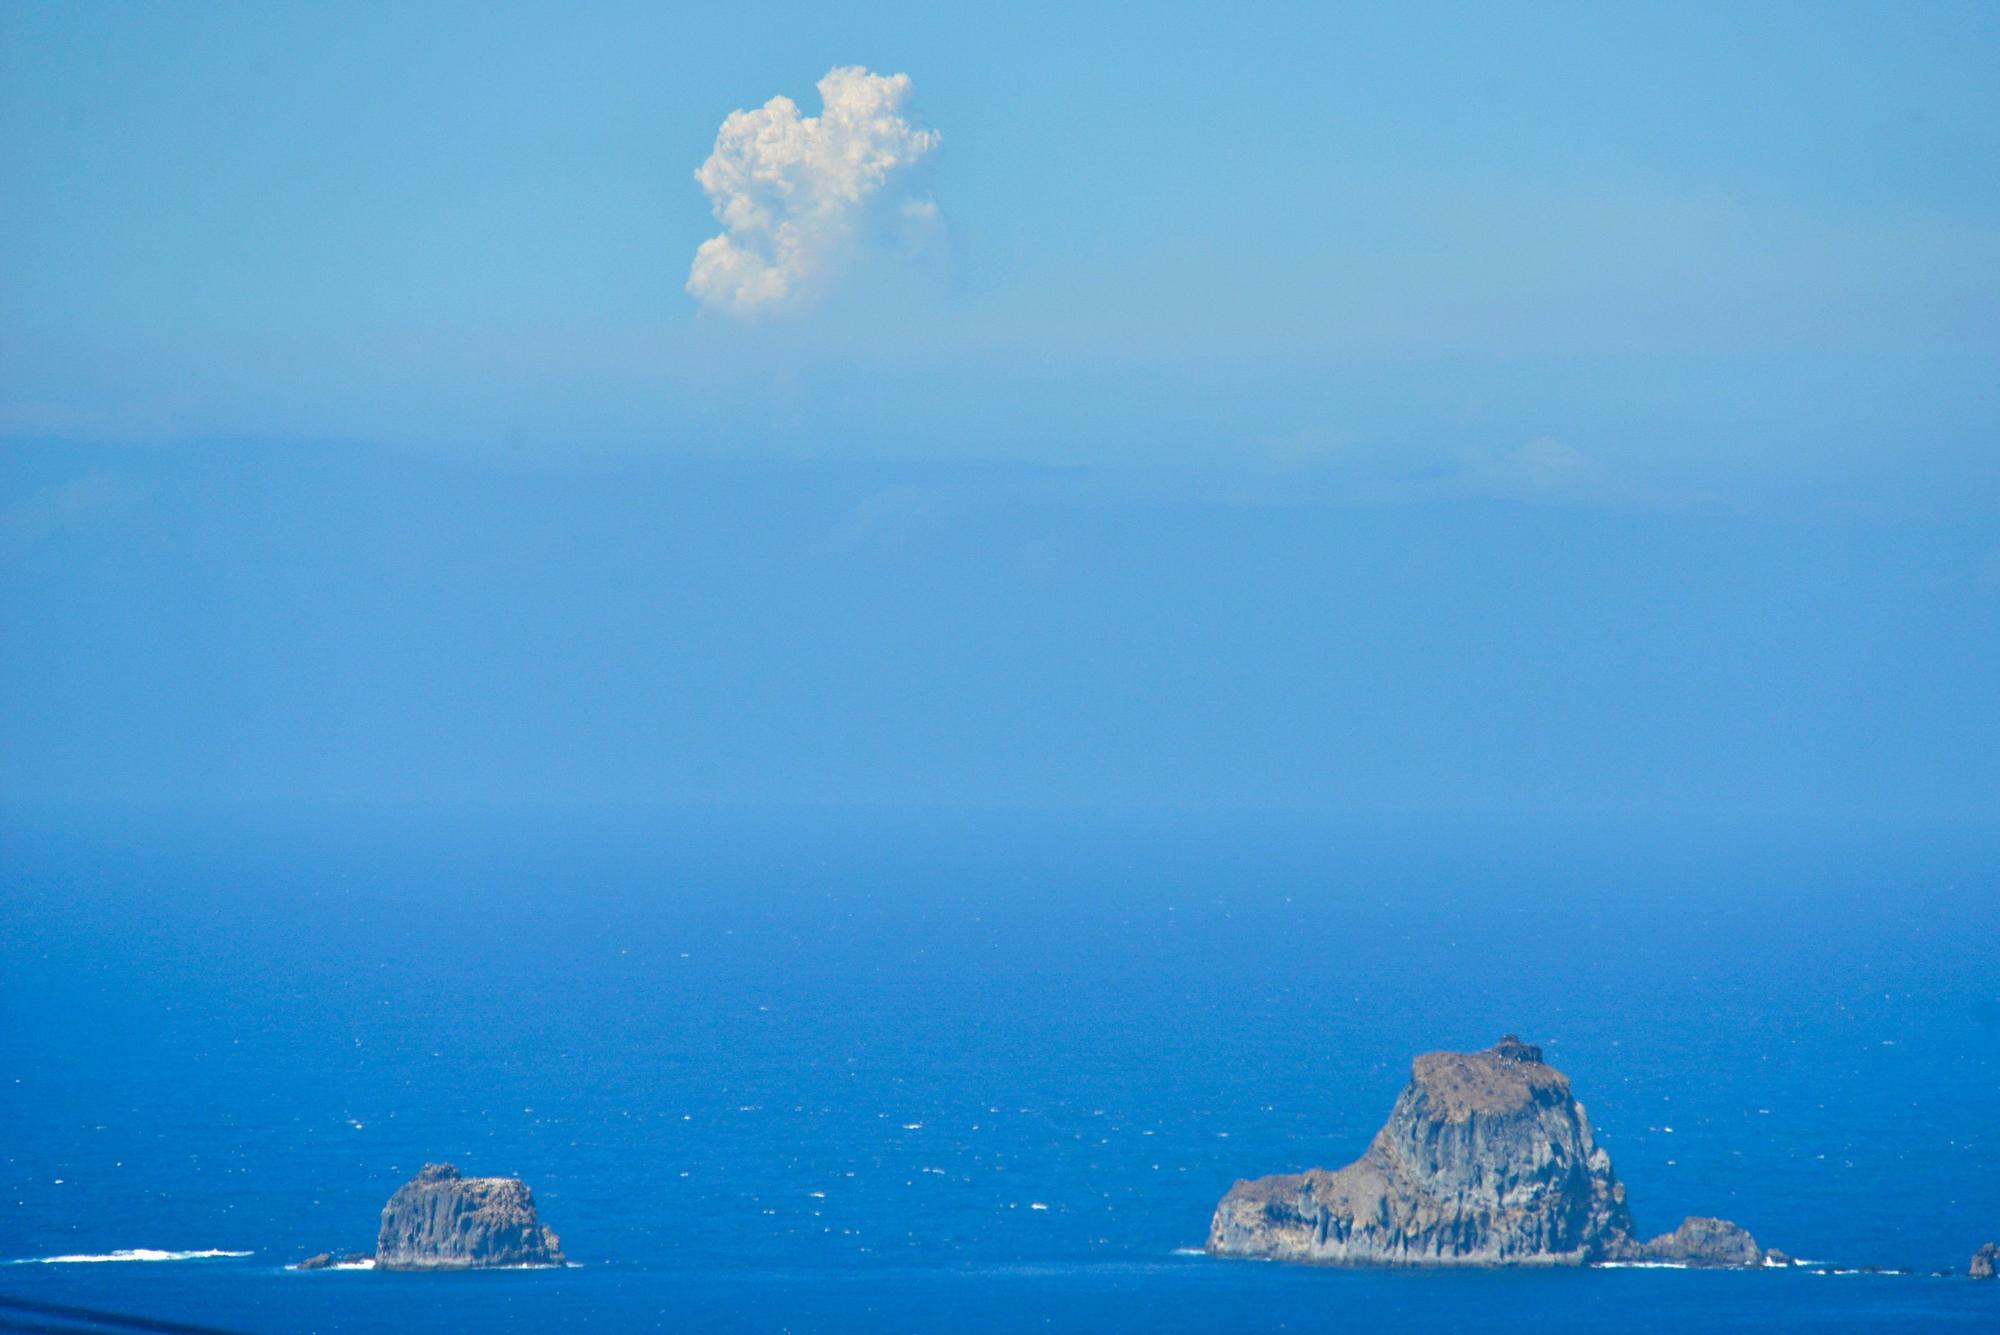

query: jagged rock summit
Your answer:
[1972,1242,1997,1279]
[373,1163,566,1270]
[1207,1036,1779,1268]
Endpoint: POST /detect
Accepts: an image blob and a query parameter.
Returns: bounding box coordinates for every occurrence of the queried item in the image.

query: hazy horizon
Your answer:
[6,4,1997,825]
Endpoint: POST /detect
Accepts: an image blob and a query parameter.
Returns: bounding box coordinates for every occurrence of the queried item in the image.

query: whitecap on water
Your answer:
[9,1248,253,1265]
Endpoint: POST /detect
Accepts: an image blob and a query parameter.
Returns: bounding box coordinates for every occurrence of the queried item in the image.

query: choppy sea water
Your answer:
[3,803,1995,1332]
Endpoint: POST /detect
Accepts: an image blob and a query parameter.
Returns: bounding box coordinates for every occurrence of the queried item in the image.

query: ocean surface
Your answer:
[2,802,1996,1332]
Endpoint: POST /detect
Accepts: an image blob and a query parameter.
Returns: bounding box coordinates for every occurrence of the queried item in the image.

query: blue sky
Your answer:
[1,3,1996,815]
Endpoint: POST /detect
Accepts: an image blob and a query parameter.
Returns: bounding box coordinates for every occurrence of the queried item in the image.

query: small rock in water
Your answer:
[1971,1242,1997,1280]
[1633,1216,1770,1268]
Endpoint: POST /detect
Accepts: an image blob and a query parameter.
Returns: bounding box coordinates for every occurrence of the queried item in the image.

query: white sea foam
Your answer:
[1593,1260,1689,1269]
[286,1257,378,1272]
[8,1248,252,1265]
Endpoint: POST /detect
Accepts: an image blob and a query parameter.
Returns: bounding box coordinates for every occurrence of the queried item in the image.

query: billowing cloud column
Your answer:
[687,66,941,316]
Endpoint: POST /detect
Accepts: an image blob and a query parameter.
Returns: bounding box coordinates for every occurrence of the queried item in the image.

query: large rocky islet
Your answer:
[1207,1036,1783,1268]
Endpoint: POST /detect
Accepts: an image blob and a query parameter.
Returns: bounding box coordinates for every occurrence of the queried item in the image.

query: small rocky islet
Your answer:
[298,1163,565,1271]
[1208,1035,1784,1268]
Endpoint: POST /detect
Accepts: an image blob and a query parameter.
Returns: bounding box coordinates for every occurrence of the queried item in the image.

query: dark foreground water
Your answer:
[3,803,1996,1332]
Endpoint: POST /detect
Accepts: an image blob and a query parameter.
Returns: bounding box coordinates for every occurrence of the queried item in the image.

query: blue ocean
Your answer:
[3,802,1995,1332]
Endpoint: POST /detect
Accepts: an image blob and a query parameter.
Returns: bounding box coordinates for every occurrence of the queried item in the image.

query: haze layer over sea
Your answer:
[3,802,1995,1331]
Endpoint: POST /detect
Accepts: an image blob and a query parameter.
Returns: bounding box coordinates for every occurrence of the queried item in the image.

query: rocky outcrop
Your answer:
[1629,1216,1766,1267]
[1208,1036,1778,1268]
[373,1163,566,1270]
[294,1251,369,1270]
[1972,1242,1997,1279]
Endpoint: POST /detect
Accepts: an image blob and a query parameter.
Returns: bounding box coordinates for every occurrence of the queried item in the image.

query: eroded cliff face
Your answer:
[374,1163,566,1270]
[1208,1037,1773,1268]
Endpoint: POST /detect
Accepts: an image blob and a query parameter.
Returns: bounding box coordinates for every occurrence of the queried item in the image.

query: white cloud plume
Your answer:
[687,67,941,316]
